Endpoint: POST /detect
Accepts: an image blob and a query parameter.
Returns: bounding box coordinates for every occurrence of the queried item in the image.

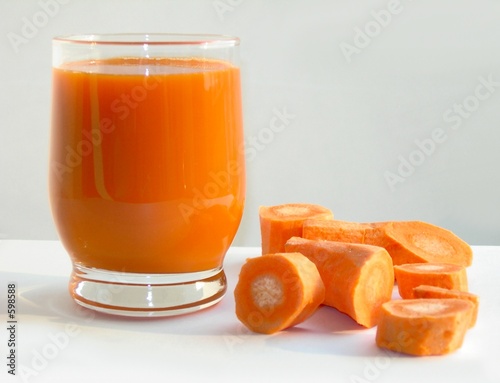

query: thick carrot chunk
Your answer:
[302,220,472,267]
[285,237,394,328]
[376,298,474,356]
[259,203,333,254]
[234,252,325,334]
[394,263,468,299]
[413,285,479,328]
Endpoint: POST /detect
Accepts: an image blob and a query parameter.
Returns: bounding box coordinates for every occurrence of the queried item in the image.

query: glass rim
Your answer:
[52,33,240,47]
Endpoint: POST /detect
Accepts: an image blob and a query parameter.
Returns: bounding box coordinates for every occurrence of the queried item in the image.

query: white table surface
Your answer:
[1,241,499,383]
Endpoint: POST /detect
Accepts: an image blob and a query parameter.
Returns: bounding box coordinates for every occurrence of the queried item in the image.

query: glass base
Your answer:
[69,264,227,317]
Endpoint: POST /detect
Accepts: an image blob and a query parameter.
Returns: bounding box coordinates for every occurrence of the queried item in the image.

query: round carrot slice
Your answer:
[394,262,468,299]
[234,252,325,334]
[376,298,474,356]
[413,285,479,328]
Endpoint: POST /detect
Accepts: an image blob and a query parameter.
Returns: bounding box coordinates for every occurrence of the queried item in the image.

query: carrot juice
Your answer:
[49,57,245,274]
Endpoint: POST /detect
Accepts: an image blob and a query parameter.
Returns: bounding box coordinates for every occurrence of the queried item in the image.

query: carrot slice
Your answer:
[285,236,394,328]
[376,298,474,356]
[413,285,479,328]
[233,252,325,334]
[259,203,333,254]
[394,263,468,299]
[302,220,473,267]
[380,221,473,267]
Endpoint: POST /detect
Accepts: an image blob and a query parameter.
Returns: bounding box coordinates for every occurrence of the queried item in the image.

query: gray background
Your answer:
[1,0,499,246]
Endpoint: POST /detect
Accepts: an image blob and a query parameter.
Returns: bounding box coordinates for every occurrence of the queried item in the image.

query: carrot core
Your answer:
[251,275,284,308]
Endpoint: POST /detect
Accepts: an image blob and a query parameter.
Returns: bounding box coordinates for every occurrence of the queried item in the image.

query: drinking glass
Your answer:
[49,34,245,316]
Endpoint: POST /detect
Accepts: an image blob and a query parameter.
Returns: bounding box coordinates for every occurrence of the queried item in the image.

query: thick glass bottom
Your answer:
[69,264,227,317]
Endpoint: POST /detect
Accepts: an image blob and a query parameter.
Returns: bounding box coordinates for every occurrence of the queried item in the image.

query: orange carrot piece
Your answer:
[381,221,473,267]
[413,285,479,328]
[233,252,325,334]
[376,298,474,356]
[394,263,468,299]
[259,203,333,255]
[302,219,378,244]
[285,236,394,328]
[302,220,473,267]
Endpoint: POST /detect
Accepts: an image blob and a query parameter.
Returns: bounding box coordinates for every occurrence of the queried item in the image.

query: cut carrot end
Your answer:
[234,252,325,334]
[413,285,479,328]
[259,203,333,254]
[376,298,474,356]
[384,221,473,267]
[394,263,468,299]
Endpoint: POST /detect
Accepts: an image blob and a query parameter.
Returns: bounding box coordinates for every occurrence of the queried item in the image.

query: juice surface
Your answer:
[50,57,245,273]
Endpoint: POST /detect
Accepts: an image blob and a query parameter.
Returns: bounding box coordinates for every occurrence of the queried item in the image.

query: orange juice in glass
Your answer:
[49,34,245,316]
